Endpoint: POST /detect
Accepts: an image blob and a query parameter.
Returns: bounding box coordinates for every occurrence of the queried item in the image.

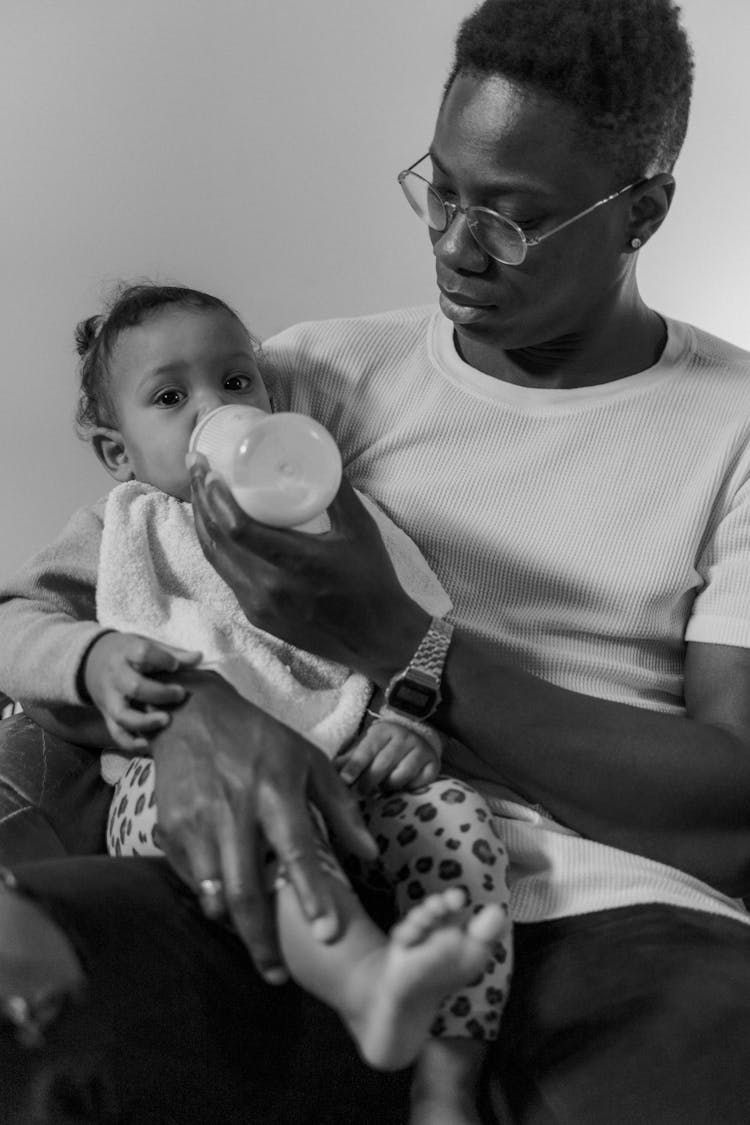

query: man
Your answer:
[3,1,750,1121]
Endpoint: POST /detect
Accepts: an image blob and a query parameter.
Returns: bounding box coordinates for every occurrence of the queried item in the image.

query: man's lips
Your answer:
[438,288,496,324]
[438,287,495,309]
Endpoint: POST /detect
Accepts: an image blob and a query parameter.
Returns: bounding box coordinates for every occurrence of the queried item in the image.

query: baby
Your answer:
[0,283,511,1125]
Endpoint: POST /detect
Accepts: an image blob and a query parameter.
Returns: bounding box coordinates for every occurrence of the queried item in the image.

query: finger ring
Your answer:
[198,877,224,899]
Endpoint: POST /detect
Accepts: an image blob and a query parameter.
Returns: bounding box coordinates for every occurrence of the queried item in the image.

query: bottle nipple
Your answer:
[189,404,341,531]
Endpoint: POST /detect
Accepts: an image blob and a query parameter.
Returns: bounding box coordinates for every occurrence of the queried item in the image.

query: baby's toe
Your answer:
[467,903,508,945]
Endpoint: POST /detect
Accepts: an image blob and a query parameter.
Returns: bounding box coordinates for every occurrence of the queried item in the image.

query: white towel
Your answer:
[97,481,451,784]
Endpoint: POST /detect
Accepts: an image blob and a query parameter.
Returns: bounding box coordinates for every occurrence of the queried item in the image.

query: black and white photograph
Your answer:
[2,3,750,1122]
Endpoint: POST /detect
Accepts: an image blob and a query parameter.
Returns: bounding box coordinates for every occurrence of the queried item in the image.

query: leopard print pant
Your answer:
[107,761,511,1040]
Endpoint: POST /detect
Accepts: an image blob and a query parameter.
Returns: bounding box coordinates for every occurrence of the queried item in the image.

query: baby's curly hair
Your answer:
[74,282,263,436]
[446,0,694,180]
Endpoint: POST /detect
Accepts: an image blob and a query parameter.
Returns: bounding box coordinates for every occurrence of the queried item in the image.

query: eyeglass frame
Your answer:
[397,153,640,266]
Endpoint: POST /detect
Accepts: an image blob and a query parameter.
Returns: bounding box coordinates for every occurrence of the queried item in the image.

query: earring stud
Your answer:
[630,237,643,249]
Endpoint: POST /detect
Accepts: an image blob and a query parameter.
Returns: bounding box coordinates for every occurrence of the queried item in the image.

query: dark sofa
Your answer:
[0,708,110,864]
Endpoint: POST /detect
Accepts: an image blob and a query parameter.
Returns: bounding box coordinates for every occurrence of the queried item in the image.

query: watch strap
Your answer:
[384,615,454,720]
[406,616,453,678]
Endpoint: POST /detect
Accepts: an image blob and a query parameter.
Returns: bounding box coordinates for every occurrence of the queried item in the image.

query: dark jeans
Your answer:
[2,856,750,1125]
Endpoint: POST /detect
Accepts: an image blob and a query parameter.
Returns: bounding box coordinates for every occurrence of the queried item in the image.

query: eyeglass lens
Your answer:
[400,173,526,265]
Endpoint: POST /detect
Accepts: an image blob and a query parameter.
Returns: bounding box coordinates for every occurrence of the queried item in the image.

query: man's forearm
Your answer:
[427,632,750,895]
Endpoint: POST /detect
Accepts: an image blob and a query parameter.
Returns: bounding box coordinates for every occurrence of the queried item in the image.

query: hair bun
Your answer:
[74,315,104,356]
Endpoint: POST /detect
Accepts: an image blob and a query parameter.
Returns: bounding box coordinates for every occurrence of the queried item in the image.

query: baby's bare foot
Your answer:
[347,887,506,1070]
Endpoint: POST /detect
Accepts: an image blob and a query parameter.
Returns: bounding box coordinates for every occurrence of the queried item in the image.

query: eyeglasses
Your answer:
[397,153,638,267]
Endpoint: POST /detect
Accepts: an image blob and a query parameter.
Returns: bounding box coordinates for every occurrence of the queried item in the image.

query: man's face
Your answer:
[429,72,632,358]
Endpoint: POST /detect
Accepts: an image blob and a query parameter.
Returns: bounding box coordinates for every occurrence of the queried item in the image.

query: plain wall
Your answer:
[1,0,749,576]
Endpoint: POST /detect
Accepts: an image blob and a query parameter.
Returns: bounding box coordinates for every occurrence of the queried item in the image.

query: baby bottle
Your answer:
[189,404,342,533]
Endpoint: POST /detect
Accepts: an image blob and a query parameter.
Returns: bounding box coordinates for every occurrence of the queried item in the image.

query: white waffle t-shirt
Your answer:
[265,306,750,926]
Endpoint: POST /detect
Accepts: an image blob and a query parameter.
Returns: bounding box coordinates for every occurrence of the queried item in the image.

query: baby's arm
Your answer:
[82,632,201,751]
[335,711,443,795]
[0,502,108,712]
[0,500,200,750]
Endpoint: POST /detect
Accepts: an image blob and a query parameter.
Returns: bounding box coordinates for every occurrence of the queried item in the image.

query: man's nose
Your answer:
[431,210,489,273]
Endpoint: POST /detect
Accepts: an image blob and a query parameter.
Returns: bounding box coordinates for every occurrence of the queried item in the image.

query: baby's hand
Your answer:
[82,632,202,752]
[336,719,440,795]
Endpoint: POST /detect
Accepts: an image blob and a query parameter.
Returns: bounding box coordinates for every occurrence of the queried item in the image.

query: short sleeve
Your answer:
[685,473,750,647]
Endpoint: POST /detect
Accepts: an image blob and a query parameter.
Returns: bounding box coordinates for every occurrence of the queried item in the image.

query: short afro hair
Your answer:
[445,0,694,180]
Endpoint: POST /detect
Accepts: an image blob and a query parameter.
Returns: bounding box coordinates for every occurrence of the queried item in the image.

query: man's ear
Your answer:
[91,428,134,482]
[627,172,676,248]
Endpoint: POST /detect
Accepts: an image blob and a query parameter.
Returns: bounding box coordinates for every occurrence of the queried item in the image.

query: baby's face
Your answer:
[110,306,271,500]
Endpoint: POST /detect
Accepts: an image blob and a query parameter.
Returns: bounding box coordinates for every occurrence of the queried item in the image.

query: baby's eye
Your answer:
[154,389,185,408]
[224,373,253,392]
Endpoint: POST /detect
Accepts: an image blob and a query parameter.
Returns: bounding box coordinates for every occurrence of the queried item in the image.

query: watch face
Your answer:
[388,678,439,719]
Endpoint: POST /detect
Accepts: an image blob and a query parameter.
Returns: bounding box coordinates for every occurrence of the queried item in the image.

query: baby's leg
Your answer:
[359,778,512,1123]
[108,761,504,1071]
[106,758,161,856]
[361,776,512,1037]
[275,827,505,1071]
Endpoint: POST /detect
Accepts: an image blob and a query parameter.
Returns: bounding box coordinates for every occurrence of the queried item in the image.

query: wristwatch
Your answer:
[384,616,454,720]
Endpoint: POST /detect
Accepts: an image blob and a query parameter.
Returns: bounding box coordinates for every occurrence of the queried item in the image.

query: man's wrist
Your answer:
[369,604,432,686]
[383,615,454,722]
[149,667,274,756]
[146,665,222,758]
